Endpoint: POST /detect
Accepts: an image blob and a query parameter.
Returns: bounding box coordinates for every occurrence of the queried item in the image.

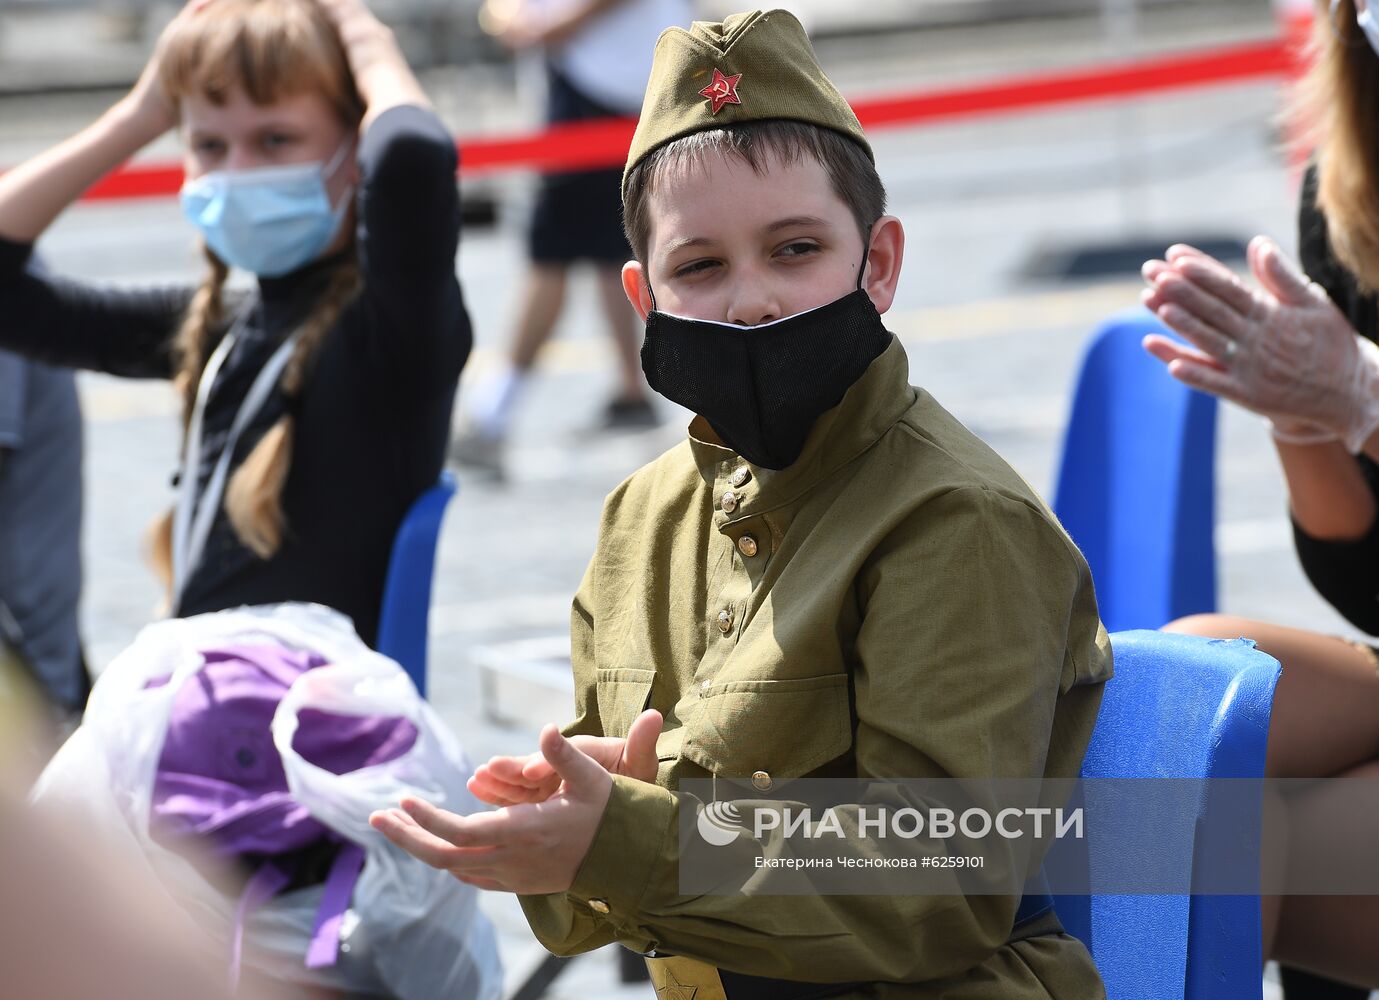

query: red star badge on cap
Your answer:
[698,67,743,115]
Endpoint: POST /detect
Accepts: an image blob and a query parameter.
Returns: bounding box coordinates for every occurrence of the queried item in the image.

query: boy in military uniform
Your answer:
[373,10,1111,997]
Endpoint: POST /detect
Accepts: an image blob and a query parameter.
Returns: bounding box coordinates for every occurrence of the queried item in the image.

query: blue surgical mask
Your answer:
[180,140,354,277]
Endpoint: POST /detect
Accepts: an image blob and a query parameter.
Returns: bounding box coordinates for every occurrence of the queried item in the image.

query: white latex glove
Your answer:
[1141,236,1379,453]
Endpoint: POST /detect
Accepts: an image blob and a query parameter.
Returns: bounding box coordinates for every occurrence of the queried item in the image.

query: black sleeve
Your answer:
[351,104,470,391]
[1293,480,1379,635]
[0,236,190,379]
[1299,165,1342,299]
[1291,165,1379,634]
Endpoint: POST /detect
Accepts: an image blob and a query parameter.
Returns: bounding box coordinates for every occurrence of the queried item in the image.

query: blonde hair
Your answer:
[1299,0,1379,293]
[147,0,364,592]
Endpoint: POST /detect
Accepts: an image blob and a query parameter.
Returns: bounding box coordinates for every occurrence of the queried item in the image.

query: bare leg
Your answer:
[1164,614,1379,976]
[451,264,570,470]
[509,264,569,371]
[1273,759,1379,989]
[594,264,648,401]
[1165,615,1379,778]
[1260,777,1290,961]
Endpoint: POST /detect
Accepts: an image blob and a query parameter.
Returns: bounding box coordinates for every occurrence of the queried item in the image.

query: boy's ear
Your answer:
[862,216,905,315]
[622,261,654,321]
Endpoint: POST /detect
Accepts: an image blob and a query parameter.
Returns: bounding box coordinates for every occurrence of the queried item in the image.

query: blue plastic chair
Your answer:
[1049,630,1281,999]
[376,471,457,697]
[1053,308,1219,633]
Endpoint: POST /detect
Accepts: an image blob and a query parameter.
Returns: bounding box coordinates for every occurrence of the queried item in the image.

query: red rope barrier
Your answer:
[853,37,1289,129]
[71,35,1290,203]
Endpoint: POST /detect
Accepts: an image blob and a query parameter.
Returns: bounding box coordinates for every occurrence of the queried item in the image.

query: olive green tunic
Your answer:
[520,335,1112,998]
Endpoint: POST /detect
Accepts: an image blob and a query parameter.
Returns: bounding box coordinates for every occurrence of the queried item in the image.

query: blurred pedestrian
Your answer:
[1142,1,1379,993]
[0,342,89,726]
[0,0,469,647]
[450,0,693,477]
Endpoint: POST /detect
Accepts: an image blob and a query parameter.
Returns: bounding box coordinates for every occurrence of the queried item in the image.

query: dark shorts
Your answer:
[528,63,632,265]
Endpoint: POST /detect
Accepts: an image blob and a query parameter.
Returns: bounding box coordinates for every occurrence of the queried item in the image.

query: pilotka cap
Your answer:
[622,9,873,197]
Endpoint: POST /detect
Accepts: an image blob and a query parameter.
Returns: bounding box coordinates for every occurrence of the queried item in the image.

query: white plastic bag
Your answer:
[31,603,503,1000]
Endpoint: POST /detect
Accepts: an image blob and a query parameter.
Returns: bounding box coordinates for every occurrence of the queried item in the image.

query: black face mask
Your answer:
[640,281,892,470]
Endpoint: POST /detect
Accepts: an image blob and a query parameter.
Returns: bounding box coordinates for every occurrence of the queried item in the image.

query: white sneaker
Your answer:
[448,424,506,480]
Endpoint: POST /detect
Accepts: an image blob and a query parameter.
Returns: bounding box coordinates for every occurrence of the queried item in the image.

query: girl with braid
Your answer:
[0,0,468,645]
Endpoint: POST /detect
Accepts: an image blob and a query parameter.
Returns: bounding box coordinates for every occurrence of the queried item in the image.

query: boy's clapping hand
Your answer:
[371,722,619,893]
[468,709,663,806]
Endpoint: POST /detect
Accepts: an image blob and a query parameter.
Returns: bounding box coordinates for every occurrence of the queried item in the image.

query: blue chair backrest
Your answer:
[1049,630,1281,999]
[1053,309,1219,633]
[376,471,457,697]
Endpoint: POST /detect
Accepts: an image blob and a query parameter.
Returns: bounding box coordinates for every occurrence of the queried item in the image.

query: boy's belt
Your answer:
[643,878,1060,1000]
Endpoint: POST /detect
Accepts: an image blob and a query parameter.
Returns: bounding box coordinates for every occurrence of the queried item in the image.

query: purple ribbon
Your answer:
[305,843,366,969]
[229,861,293,991]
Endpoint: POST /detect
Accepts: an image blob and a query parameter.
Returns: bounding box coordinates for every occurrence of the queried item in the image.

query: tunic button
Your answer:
[731,467,751,487]
[752,770,773,791]
[716,609,734,634]
[737,534,759,558]
[588,898,610,915]
[721,489,739,513]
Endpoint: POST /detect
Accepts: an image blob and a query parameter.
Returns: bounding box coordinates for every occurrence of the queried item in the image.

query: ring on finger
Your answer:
[1222,338,1239,362]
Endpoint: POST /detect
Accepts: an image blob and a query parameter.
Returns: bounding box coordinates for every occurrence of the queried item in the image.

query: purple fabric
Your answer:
[306,843,367,969]
[230,860,293,990]
[295,708,421,776]
[150,644,417,858]
[146,643,419,973]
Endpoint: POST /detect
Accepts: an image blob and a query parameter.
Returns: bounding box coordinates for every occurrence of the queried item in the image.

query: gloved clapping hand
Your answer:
[1141,235,1379,452]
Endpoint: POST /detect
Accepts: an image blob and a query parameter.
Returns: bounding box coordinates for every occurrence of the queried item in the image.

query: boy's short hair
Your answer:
[622,119,887,266]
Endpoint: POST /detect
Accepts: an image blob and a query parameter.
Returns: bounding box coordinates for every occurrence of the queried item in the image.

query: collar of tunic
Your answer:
[685,333,917,520]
